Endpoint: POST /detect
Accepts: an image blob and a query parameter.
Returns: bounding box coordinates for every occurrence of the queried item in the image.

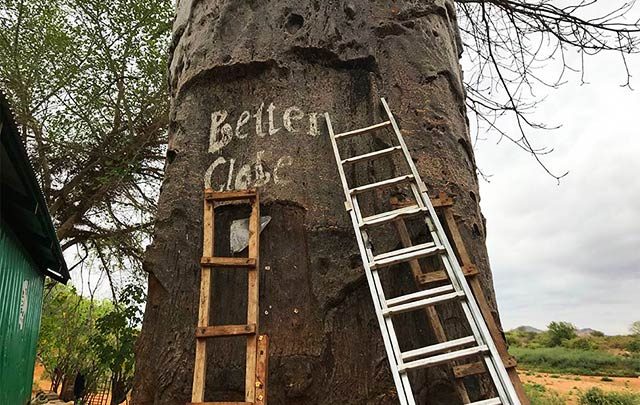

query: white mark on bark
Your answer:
[283,106,304,133]
[254,102,266,137]
[236,110,251,139]
[209,111,233,154]
[308,112,319,137]
[267,102,280,135]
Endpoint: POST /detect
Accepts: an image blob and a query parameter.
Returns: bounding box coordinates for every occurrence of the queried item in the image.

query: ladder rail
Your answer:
[381,98,521,404]
[325,113,413,405]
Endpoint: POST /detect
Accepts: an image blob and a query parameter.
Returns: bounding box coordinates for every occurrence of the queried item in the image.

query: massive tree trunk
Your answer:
[133,1,501,404]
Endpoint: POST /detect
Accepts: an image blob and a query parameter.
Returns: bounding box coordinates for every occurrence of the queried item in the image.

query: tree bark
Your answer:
[133,1,501,404]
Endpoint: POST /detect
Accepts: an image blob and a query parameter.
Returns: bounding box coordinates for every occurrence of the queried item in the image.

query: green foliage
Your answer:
[37,284,113,392]
[510,347,640,377]
[627,338,640,353]
[631,322,640,336]
[38,283,144,402]
[548,322,578,347]
[523,383,567,405]
[90,284,145,404]
[564,337,599,351]
[579,388,640,405]
[601,377,614,382]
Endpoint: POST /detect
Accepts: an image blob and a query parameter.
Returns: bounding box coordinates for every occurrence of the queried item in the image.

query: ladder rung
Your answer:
[386,285,454,308]
[196,324,256,338]
[201,257,256,268]
[399,345,488,371]
[371,243,445,269]
[382,291,464,316]
[341,146,402,165]
[401,336,476,362]
[204,189,256,201]
[469,398,502,405]
[349,174,414,195]
[334,120,391,139]
[360,205,427,228]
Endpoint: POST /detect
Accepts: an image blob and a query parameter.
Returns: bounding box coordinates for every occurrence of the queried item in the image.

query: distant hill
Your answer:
[512,325,543,333]
[577,328,602,336]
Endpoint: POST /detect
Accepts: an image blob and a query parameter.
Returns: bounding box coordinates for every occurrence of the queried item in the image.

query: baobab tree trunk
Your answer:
[133,1,502,404]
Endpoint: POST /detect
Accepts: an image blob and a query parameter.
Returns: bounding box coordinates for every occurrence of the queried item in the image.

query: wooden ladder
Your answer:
[189,188,268,405]
[390,193,529,404]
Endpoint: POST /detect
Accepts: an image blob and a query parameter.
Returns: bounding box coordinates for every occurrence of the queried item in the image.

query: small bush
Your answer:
[565,337,599,351]
[548,322,578,346]
[579,387,640,405]
[524,383,566,405]
[601,377,614,382]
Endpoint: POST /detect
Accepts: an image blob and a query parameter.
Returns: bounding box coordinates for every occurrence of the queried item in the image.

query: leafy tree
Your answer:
[91,284,145,404]
[630,321,640,336]
[547,321,578,347]
[38,284,112,394]
[0,0,173,277]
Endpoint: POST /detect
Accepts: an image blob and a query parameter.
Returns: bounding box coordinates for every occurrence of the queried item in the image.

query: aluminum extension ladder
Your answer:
[324,98,521,405]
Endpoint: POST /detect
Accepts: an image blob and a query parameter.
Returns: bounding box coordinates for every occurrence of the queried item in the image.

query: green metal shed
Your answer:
[0,91,69,405]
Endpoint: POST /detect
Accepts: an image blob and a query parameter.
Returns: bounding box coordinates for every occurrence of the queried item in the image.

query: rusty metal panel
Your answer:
[0,223,45,405]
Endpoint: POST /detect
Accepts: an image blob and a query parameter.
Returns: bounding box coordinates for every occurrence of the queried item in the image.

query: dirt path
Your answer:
[520,371,640,404]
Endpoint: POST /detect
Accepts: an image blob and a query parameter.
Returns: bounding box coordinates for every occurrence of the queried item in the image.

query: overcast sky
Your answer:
[467,49,640,335]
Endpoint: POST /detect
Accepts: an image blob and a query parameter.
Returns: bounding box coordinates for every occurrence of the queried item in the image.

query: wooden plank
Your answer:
[196,324,256,338]
[453,361,485,379]
[453,356,518,379]
[417,264,479,285]
[390,192,454,210]
[192,198,215,403]
[205,188,257,201]
[254,335,269,405]
[187,402,253,405]
[201,257,256,268]
[245,192,260,402]
[440,204,529,404]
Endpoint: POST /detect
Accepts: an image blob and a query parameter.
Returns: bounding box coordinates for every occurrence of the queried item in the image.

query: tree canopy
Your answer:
[0,0,173,279]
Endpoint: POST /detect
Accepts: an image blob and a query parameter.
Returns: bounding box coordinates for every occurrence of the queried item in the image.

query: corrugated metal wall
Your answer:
[0,223,45,405]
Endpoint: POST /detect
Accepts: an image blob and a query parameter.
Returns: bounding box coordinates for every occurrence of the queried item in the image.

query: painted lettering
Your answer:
[283,106,304,133]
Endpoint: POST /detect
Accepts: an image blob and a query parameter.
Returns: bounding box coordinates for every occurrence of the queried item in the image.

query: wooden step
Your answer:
[204,188,256,201]
[196,324,256,338]
[417,264,479,285]
[188,402,253,405]
[201,257,256,268]
[453,355,518,379]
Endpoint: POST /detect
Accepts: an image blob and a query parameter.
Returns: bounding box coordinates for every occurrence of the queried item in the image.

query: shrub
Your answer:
[524,383,566,405]
[601,377,614,382]
[627,339,640,353]
[548,322,578,346]
[579,387,640,405]
[565,337,598,351]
